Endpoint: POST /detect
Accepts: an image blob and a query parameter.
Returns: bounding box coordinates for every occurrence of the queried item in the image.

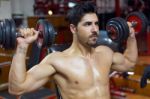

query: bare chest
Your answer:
[54,57,111,88]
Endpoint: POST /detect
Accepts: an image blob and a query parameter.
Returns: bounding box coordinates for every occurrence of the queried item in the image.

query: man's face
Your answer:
[76,13,99,47]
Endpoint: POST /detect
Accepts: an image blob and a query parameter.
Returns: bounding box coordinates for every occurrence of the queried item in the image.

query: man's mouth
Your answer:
[91,35,98,38]
[90,32,99,37]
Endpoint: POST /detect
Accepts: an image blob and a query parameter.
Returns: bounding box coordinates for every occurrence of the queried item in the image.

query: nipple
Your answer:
[75,81,79,84]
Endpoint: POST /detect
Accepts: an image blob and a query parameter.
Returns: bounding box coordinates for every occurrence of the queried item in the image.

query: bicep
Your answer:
[21,63,56,93]
[111,52,134,72]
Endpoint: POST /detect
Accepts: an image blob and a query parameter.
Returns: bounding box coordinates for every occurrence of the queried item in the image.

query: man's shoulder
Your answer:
[95,46,114,63]
[95,45,113,53]
[47,51,65,59]
[40,51,66,68]
[46,51,72,63]
[45,51,72,70]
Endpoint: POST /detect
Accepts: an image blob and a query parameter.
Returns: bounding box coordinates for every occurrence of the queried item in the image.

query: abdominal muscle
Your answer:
[60,84,110,99]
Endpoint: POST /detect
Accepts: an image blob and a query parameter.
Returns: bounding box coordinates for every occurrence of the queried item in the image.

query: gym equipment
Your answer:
[126,11,148,35]
[0,61,11,68]
[140,65,150,88]
[0,83,8,91]
[0,19,57,49]
[96,30,119,52]
[0,11,147,49]
[106,17,129,42]
[106,12,148,43]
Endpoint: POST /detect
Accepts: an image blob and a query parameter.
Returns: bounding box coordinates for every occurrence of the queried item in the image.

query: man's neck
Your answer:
[70,39,94,58]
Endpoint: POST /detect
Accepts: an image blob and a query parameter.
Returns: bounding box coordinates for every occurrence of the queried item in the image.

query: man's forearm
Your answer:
[9,44,29,86]
[124,36,138,63]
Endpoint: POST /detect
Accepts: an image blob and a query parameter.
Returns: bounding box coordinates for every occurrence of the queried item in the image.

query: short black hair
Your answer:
[66,1,97,26]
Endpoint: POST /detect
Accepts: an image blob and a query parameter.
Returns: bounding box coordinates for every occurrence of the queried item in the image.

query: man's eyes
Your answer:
[84,22,99,26]
[95,22,99,26]
[84,22,92,26]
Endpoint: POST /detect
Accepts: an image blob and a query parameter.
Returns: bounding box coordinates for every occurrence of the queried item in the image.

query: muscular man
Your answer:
[9,1,138,99]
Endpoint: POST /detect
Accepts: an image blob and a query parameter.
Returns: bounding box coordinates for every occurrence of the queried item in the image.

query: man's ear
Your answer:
[70,24,77,34]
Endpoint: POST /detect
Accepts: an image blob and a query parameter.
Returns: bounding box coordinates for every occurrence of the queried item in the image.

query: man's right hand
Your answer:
[17,28,39,46]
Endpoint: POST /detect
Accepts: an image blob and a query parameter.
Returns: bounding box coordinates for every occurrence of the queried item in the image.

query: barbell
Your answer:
[106,11,148,43]
[0,19,57,49]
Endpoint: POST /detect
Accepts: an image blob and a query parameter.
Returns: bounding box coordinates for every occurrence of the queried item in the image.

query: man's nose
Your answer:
[92,24,99,32]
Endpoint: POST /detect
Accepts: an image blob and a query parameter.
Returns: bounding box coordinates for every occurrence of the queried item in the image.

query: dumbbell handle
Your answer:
[16,32,22,37]
[130,21,137,27]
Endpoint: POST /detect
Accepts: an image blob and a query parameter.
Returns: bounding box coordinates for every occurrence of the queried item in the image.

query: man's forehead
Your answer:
[81,13,98,22]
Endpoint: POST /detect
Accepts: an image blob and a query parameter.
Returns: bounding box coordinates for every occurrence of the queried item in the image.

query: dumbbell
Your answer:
[106,11,148,43]
[140,65,150,88]
[0,19,57,49]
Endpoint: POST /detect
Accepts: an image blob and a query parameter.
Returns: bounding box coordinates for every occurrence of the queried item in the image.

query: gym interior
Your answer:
[0,0,150,99]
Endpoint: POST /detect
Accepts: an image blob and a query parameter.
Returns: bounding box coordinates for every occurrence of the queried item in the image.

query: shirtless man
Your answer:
[8,1,138,99]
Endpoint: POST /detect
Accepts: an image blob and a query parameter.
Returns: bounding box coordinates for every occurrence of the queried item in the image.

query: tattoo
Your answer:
[18,46,27,54]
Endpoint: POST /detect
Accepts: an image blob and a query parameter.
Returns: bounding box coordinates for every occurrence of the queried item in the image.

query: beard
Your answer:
[87,38,97,47]
[76,31,99,48]
[87,33,99,47]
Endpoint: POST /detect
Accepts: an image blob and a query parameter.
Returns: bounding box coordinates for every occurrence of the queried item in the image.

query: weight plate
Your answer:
[114,17,129,41]
[126,11,148,35]
[36,19,48,47]
[9,19,16,49]
[1,20,6,48]
[0,22,3,44]
[46,21,56,47]
[2,20,7,48]
[106,18,124,43]
[5,19,11,49]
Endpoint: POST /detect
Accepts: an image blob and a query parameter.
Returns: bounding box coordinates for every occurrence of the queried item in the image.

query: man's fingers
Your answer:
[19,28,39,37]
[31,29,39,39]
[127,22,136,37]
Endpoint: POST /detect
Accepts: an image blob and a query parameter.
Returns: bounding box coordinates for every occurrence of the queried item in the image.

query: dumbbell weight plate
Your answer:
[36,19,49,48]
[126,12,148,35]
[46,21,56,47]
[4,19,11,49]
[0,22,3,44]
[9,19,17,49]
[106,18,124,43]
[1,21,6,48]
[45,21,52,47]
[36,19,56,48]
[3,19,11,49]
[0,19,56,49]
[114,17,129,41]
